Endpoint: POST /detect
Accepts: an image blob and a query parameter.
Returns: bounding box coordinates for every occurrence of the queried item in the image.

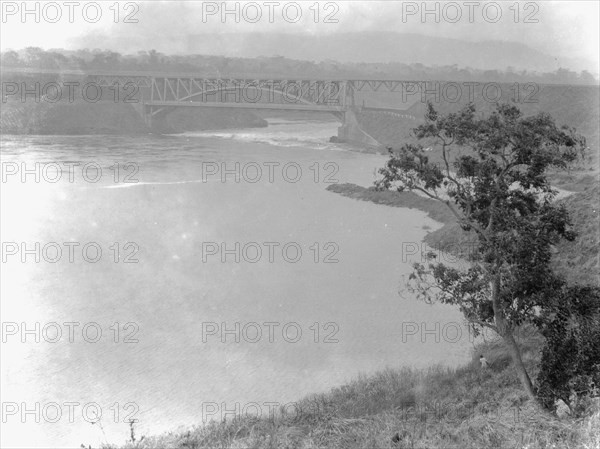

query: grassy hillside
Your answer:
[357,84,600,169]
[105,329,598,448]
[404,84,600,153]
[552,184,600,286]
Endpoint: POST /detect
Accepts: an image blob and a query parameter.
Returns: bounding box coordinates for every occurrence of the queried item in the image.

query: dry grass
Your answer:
[106,328,599,449]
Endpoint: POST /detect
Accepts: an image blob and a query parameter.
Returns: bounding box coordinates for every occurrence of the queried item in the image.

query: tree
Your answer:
[24,47,44,66]
[1,50,22,66]
[579,70,597,85]
[375,102,586,406]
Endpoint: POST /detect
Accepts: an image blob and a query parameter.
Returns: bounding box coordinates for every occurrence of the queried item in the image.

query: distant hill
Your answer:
[186,32,596,74]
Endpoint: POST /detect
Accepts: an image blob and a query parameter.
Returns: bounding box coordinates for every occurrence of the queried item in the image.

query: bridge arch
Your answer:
[147,78,347,117]
[148,83,344,118]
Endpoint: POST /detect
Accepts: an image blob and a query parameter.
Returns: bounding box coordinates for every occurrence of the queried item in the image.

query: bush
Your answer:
[536,285,600,415]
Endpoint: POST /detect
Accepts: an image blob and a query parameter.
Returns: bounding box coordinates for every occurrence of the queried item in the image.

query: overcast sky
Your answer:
[1,1,598,71]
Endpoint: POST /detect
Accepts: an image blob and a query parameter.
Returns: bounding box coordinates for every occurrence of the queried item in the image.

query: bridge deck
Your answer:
[146,101,344,112]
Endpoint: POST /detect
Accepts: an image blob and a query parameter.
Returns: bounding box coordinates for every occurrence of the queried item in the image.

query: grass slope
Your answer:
[357,85,600,166]
[107,329,598,448]
[553,183,600,286]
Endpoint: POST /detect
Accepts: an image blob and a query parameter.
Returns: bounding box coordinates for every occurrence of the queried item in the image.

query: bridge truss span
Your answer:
[147,77,348,112]
[348,80,424,93]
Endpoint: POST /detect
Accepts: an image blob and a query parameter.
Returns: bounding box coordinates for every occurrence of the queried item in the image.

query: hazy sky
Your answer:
[1,1,598,70]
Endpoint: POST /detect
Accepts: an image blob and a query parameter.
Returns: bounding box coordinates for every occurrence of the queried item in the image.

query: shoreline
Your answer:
[0,100,268,135]
[325,183,479,260]
[103,326,597,449]
[326,179,599,287]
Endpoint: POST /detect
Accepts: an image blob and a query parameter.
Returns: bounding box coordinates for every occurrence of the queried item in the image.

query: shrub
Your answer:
[536,285,600,415]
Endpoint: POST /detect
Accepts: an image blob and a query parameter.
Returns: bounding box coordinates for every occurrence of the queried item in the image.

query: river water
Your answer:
[1,117,472,447]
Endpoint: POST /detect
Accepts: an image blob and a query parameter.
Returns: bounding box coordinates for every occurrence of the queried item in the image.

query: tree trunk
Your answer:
[490,275,543,408]
[503,331,536,400]
[502,332,558,417]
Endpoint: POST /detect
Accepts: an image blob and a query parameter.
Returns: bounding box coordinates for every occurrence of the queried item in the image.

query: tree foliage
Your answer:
[535,285,600,414]
[376,102,587,403]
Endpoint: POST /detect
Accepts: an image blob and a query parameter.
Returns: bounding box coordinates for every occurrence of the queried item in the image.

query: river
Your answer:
[1,117,472,447]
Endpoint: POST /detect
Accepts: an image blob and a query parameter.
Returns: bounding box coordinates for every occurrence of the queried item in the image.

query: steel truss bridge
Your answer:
[85,74,418,114]
[2,68,422,145]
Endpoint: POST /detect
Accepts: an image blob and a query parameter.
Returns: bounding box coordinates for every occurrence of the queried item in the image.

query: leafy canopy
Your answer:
[376,102,586,335]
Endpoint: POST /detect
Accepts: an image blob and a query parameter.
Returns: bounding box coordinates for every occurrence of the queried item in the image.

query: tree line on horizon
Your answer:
[1,47,598,85]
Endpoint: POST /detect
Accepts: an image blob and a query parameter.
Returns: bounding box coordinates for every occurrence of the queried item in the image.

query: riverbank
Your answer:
[0,100,267,135]
[326,183,477,260]
[105,328,598,448]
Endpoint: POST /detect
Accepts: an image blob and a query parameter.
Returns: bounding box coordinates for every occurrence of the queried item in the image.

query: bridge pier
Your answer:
[132,104,168,133]
[129,102,153,130]
[144,111,154,130]
[143,111,170,133]
[337,108,381,148]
